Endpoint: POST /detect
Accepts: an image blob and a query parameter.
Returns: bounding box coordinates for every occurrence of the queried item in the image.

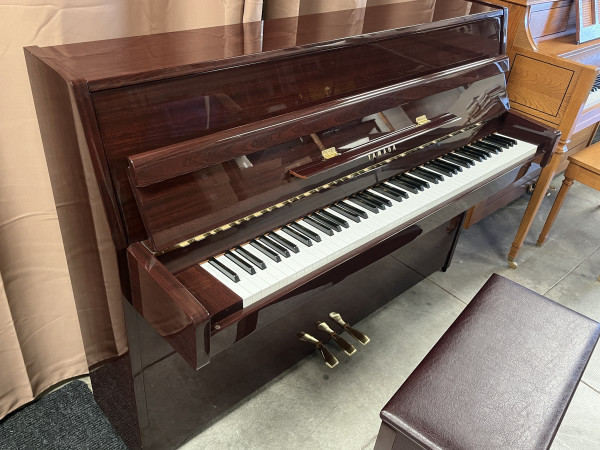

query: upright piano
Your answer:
[25,3,559,448]
[478,0,600,264]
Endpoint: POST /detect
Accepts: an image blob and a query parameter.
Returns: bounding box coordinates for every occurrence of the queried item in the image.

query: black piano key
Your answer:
[312,212,342,231]
[235,246,267,269]
[400,173,429,189]
[225,250,256,275]
[489,134,516,146]
[464,145,491,158]
[208,258,240,283]
[331,204,361,222]
[318,209,349,228]
[356,192,385,210]
[337,201,368,218]
[433,158,462,172]
[289,221,322,241]
[282,225,312,247]
[250,239,281,262]
[412,167,442,184]
[362,190,392,207]
[349,196,379,213]
[373,186,403,202]
[269,232,300,253]
[471,141,500,154]
[380,182,409,198]
[481,136,509,149]
[455,148,483,162]
[304,216,334,236]
[386,178,420,194]
[441,154,473,168]
[259,236,290,258]
[424,161,454,177]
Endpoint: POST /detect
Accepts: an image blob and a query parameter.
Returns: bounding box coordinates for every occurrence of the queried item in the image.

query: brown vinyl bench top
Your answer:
[379,273,600,450]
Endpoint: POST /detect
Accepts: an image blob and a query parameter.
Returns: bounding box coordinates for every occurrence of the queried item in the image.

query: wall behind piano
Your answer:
[0,0,262,421]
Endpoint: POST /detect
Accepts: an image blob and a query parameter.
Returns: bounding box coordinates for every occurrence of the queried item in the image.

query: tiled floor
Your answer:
[181,178,600,450]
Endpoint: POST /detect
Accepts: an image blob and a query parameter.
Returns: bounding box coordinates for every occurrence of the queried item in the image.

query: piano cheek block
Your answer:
[128,242,211,370]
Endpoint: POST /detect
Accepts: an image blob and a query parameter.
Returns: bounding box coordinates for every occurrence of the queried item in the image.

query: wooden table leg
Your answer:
[507,149,563,268]
[536,176,574,246]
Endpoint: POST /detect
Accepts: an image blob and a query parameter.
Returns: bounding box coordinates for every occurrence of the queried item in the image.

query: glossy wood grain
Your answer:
[130,70,510,252]
[128,242,210,370]
[288,113,459,179]
[142,111,558,277]
[27,5,502,92]
[26,4,505,250]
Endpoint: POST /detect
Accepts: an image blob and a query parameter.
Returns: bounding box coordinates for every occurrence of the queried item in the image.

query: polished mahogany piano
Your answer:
[25,3,559,448]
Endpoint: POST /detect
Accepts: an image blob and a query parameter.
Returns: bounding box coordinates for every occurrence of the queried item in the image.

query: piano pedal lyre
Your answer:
[329,312,370,345]
[297,332,339,368]
[316,321,356,356]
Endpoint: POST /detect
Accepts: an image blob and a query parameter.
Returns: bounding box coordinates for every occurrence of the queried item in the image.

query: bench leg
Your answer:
[537,176,574,246]
[374,423,424,450]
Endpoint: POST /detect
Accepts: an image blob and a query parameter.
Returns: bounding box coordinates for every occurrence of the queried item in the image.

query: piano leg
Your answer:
[507,146,565,267]
[536,177,574,246]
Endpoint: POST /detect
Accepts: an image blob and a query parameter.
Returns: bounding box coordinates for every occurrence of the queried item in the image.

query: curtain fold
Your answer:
[0,0,263,420]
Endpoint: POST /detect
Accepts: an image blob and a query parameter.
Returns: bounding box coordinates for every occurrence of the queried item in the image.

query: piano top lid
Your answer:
[26,2,504,92]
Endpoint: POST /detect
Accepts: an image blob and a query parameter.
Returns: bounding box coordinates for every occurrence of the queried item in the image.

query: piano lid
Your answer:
[33,1,504,91]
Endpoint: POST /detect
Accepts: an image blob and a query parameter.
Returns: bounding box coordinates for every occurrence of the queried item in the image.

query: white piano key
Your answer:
[215,254,265,300]
[201,261,252,301]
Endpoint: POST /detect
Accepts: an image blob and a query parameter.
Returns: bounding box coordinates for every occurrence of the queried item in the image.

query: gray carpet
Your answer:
[0,380,125,450]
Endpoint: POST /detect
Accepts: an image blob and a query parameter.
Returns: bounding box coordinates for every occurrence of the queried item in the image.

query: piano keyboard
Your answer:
[200,134,537,307]
[585,73,600,108]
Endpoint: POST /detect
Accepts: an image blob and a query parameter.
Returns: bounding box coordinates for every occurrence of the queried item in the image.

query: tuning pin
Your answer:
[329,312,370,345]
[316,321,356,356]
[297,332,339,368]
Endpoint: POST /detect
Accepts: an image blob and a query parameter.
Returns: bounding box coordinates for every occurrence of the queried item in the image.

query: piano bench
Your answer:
[374,273,600,450]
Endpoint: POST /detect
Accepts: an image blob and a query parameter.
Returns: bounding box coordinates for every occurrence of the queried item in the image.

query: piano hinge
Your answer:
[322,147,340,160]
[153,121,484,256]
[416,115,430,126]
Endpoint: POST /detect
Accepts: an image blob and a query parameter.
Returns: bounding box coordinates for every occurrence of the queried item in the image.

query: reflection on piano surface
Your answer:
[480,0,600,265]
[25,2,559,448]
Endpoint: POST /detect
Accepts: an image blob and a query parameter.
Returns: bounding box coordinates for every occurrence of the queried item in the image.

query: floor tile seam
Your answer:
[580,379,600,396]
[541,244,600,296]
[425,277,469,306]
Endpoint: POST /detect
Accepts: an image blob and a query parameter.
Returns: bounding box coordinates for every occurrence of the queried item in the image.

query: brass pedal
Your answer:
[297,332,338,368]
[329,312,370,345]
[316,321,356,356]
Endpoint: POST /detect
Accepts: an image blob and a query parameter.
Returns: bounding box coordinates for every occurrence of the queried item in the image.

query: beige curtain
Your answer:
[0,0,262,420]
